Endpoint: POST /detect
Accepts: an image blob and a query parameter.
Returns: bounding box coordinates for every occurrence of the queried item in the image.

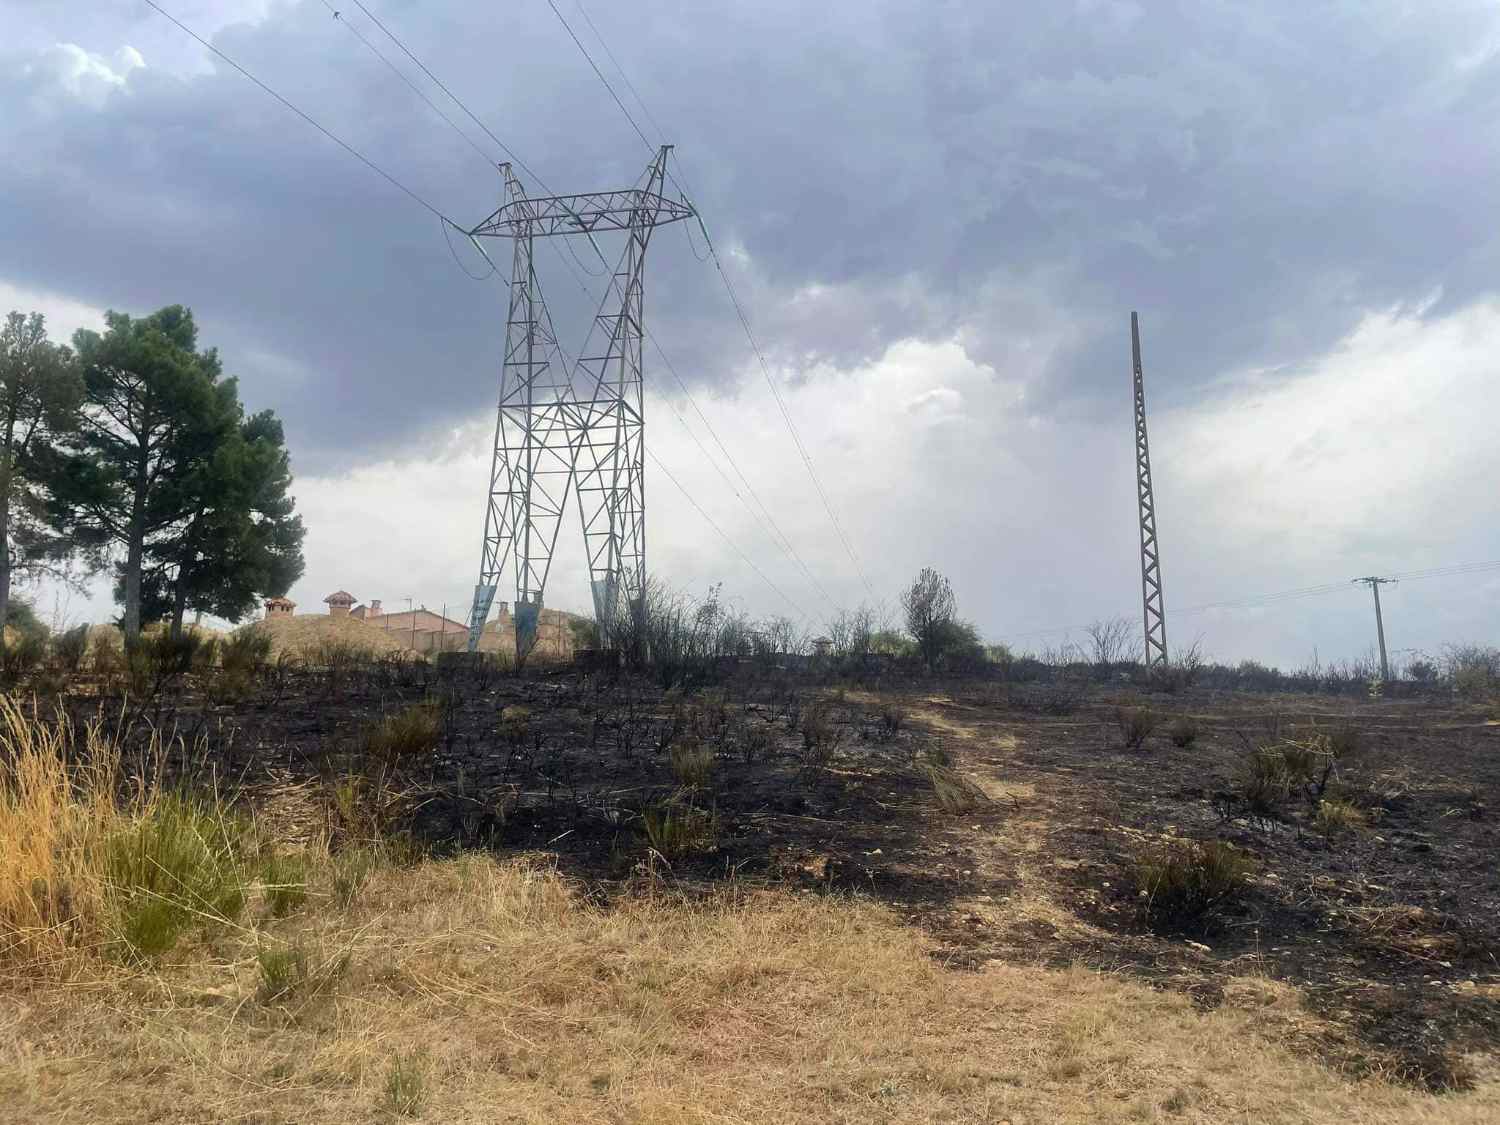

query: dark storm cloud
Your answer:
[3,0,1500,469]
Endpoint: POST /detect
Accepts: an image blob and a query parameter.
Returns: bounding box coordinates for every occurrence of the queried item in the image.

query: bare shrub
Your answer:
[1114,705,1158,750]
[1084,616,1137,672]
[1242,729,1358,815]
[1167,717,1199,748]
[879,703,905,739]
[800,699,841,767]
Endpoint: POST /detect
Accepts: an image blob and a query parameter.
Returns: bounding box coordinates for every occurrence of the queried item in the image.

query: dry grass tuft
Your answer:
[923,763,990,814]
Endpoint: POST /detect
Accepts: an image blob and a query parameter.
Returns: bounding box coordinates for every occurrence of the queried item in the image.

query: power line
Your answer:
[543,0,655,152]
[647,449,810,622]
[317,1,495,170]
[142,0,456,225]
[348,0,552,190]
[545,3,879,604]
[998,559,1500,643]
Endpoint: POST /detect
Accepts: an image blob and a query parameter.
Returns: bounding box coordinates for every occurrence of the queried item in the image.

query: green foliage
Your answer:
[1134,839,1252,930]
[383,1050,429,1117]
[103,793,248,958]
[0,312,96,629]
[1114,705,1158,750]
[567,614,601,650]
[53,306,302,640]
[641,801,718,856]
[1446,644,1500,700]
[260,852,309,917]
[256,940,350,1003]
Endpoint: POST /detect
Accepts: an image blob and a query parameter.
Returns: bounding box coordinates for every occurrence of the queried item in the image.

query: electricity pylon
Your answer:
[1131,312,1169,673]
[463,146,694,659]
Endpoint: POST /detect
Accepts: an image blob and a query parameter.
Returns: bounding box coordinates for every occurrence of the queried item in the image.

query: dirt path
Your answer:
[892,689,1500,1090]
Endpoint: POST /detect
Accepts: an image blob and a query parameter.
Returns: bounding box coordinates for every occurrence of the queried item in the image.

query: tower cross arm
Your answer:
[469,188,695,239]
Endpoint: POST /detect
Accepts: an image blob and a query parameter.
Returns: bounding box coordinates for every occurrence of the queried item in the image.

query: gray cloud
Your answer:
[4,0,1499,469]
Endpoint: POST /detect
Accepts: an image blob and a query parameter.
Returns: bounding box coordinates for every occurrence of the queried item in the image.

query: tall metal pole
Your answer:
[1354,576,1393,682]
[1131,312,1169,674]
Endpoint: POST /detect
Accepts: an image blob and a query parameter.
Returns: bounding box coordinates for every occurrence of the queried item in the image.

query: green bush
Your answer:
[104,794,248,958]
[1134,839,1251,930]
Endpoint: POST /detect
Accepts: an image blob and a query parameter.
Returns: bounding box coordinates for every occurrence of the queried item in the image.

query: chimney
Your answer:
[370,599,382,616]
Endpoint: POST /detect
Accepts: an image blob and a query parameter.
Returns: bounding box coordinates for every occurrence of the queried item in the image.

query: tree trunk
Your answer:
[0,411,16,651]
[170,571,189,641]
[122,448,148,642]
[0,486,10,653]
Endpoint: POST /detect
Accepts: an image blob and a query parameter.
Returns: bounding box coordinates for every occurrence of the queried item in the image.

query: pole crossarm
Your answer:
[468,181,694,240]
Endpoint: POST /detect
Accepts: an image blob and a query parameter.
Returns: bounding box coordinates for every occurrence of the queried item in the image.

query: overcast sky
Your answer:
[3,0,1498,667]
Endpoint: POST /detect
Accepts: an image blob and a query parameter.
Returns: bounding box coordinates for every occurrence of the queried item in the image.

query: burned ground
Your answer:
[67,656,1500,1092]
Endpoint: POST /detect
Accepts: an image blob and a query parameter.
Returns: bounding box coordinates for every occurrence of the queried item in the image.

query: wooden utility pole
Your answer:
[1353,576,1393,682]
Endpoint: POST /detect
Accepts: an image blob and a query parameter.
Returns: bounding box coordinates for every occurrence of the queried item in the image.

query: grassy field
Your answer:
[2,649,1499,1122]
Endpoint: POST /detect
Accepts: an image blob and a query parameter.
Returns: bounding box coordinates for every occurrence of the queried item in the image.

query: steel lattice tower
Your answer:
[1131,311,1168,673]
[464,146,694,659]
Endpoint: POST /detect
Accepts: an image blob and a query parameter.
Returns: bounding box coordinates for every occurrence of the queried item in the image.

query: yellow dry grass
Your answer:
[242,613,412,659]
[1,852,1495,1123]
[0,698,118,973]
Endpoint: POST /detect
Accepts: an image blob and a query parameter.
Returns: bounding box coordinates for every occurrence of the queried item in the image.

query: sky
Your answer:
[2,0,1498,668]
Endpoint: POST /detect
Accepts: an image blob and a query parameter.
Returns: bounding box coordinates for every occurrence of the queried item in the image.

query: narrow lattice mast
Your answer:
[1131,311,1169,673]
